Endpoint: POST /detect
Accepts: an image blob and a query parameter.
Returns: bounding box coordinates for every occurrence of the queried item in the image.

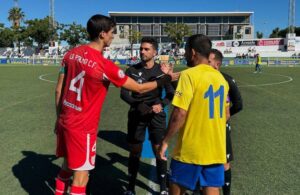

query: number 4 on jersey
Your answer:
[69,71,85,101]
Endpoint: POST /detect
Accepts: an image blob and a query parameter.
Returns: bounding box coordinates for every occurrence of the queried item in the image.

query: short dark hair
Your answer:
[87,14,116,41]
[210,49,223,62]
[140,37,158,51]
[185,34,212,58]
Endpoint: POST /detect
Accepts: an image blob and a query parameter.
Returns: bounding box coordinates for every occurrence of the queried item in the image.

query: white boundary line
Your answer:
[39,73,57,83]
[39,72,293,88]
[0,64,59,67]
[38,73,117,88]
[238,73,293,88]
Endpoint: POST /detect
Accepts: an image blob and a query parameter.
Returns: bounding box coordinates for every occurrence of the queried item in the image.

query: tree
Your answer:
[0,27,14,47]
[278,28,288,37]
[256,31,263,39]
[268,26,300,38]
[8,7,25,28]
[59,22,88,48]
[25,16,57,51]
[164,23,191,49]
[128,29,141,57]
[269,27,281,38]
[12,26,28,55]
[295,27,300,36]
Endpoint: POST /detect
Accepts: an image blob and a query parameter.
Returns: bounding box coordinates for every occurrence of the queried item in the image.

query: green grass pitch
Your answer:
[0,64,299,194]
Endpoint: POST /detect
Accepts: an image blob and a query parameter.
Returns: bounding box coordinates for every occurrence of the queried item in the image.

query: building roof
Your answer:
[109,11,253,17]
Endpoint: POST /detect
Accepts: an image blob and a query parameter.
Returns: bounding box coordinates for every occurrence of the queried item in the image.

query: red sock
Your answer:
[70,185,86,195]
[55,169,72,195]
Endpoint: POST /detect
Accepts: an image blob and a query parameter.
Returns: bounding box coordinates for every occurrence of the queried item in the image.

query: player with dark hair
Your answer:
[209,49,243,195]
[54,15,174,195]
[159,34,229,195]
[121,37,174,195]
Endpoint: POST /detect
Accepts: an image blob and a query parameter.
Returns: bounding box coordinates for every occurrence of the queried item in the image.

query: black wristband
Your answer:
[156,74,171,87]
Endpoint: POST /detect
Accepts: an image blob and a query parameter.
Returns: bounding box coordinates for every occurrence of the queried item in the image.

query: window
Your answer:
[154,17,160,23]
[221,24,230,35]
[132,17,137,23]
[153,24,160,36]
[206,16,222,23]
[187,24,197,34]
[177,17,183,23]
[119,25,125,38]
[140,24,152,36]
[161,17,176,23]
[200,17,205,23]
[223,16,229,23]
[115,16,130,23]
[161,25,167,35]
[138,17,153,23]
[183,17,199,23]
[207,24,220,36]
[245,27,251,34]
[244,16,250,23]
[229,16,245,23]
[198,25,206,35]
[131,24,139,32]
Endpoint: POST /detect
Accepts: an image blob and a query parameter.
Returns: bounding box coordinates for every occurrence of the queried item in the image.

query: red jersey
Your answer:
[58,45,128,132]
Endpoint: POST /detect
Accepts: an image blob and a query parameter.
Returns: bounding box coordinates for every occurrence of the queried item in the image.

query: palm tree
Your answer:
[8,7,25,28]
[270,27,280,38]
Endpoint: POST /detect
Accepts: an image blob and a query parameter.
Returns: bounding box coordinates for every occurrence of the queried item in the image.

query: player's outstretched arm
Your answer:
[122,75,171,94]
[159,106,187,161]
[160,63,181,81]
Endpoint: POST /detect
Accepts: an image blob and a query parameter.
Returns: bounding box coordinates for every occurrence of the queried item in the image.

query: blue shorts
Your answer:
[169,159,224,190]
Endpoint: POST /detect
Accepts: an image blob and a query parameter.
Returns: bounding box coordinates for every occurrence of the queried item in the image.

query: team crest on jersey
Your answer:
[118,70,125,78]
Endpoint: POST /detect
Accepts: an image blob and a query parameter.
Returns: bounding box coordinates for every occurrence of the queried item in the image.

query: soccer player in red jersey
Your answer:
[54,14,174,195]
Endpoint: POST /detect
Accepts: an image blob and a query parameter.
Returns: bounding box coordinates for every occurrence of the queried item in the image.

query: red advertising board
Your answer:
[257,39,284,46]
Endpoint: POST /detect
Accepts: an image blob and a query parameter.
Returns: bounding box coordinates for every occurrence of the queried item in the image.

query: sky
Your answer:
[0,0,299,38]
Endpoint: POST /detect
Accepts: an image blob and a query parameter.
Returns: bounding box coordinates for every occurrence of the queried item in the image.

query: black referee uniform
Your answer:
[222,72,243,162]
[121,62,174,144]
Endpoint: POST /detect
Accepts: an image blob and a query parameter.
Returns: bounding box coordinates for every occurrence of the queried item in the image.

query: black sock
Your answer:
[128,154,140,192]
[156,158,167,191]
[222,169,231,195]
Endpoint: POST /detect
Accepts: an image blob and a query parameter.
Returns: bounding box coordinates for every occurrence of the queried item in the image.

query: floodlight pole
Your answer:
[288,0,296,34]
[49,0,55,42]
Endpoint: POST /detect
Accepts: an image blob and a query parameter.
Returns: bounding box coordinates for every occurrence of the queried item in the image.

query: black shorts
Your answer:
[226,123,233,162]
[127,109,167,145]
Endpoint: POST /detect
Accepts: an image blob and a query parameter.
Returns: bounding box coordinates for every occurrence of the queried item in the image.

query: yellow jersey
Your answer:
[257,56,262,64]
[172,64,229,165]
